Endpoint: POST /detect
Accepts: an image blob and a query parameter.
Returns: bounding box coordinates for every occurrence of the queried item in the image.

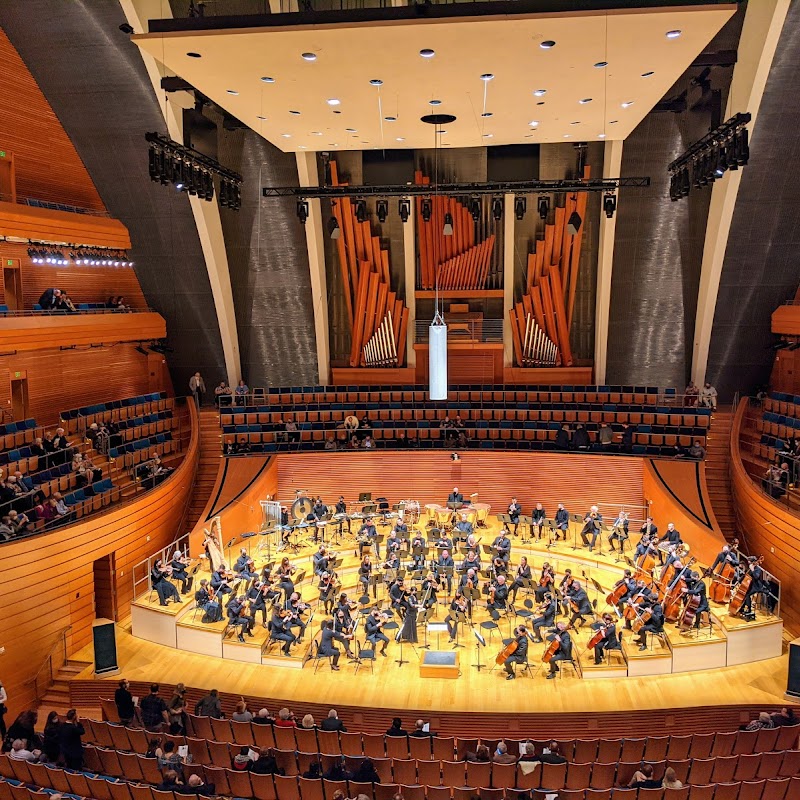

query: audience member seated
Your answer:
[58,291,77,313]
[684,381,699,406]
[324,436,337,451]
[176,774,215,796]
[465,744,491,763]
[492,741,517,764]
[744,711,775,731]
[687,439,706,459]
[214,381,233,407]
[555,424,572,450]
[37,288,62,310]
[699,381,718,410]
[572,423,591,450]
[285,418,300,443]
[8,509,31,535]
[235,380,249,406]
[157,770,184,793]
[663,766,683,789]
[0,516,14,541]
[321,709,346,732]
[8,739,38,762]
[248,748,281,776]
[627,762,661,789]
[385,717,408,737]
[763,463,788,498]
[771,707,799,727]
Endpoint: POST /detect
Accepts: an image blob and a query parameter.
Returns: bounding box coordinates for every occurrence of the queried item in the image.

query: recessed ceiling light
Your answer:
[579,98,592,104]
[332,110,341,114]
[329,143,338,146]
[429,99,442,106]
[257,115,267,120]
[529,120,540,127]
[598,133,607,139]
[666,30,682,39]
[261,76,275,83]
[369,79,383,86]
[481,112,493,118]
[301,52,317,61]
[384,116,397,121]
[563,134,571,138]
[281,133,291,138]
[437,130,447,134]
[483,134,494,138]
[594,61,608,68]
[327,98,340,106]
[396,137,405,142]
[571,121,580,125]
[361,141,369,144]
[524,134,535,138]
[540,40,556,49]
[641,71,655,77]
[187,52,201,58]
[609,120,619,124]
[480,73,494,81]
[536,101,545,106]
[311,131,322,135]
[621,101,634,108]
[289,110,301,115]
[420,48,435,58]
[226,89,239,95]
[299,146,307,149]
[533,89,547,97]
[345,128,357,132]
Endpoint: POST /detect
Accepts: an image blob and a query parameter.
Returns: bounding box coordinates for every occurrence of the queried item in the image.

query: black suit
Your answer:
[321,718,347,732]
[503,633,529,675]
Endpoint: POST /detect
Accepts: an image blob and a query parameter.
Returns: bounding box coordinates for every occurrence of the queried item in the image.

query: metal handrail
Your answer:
[25,625,72,702]
[0,307,153,317]
[0,192,110,218]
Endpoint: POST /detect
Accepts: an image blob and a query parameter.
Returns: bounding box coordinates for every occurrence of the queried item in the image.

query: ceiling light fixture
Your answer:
[429,99,442,106]
[301,52,317,61]
[621,101,634,108]
[311,131,322,135]
[257,115,267,120]
[355,199,367,223]
[396,137,405,142]
[376,199,389,223]
[603,193,617,219]
[398,198,411,223]
[529,120,540,127]
[443,213,454,236]
[641,71,655,77]
[226,89,239,95]
[328,216,340,239]
[492,197,503,221]
[514,196,527,220]
[326,98,340,106]
[419,49,435,58]
[187,52,201,58]
[421,198,432,223]
[384,116,397,122]
[483,134,494,138]
[469,197,481,221]
[281,133,291,138]
[540,40,556,49]
[289,110,301,115]
[261,76,275,83]
[666,30,682,39]
[533,89,547,97]
[594,61,608,68]
[481,112,493,118]
[346,128,357,133]
[537,196,550,220]
[480,73,494,81]
[579,98,592,104]
[296,200,309,224]
[369,79,384,86]
[598,133,606,139]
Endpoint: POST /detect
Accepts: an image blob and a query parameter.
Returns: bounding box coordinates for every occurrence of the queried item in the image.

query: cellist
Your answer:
[589,612,620,665]
[545,621,572,679]
[502,625,530,680]
[681,571,710,631]
[738,557,767,620]
[633,597,665,650]
[531,592,557,642]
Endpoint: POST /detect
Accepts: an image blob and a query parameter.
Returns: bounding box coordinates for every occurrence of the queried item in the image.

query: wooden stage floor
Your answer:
[79,515,792,718]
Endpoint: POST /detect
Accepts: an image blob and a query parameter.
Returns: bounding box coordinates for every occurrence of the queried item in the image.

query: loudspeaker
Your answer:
[567,211,582,235]
[93,618,119,676]
[787,637,800,698]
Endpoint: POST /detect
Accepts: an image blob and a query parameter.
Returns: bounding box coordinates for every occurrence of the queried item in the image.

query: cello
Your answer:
[495,638,518,666]
[663,558,696,622]
[606,578,629,607]
[632,606,653,634]
[678,593,701,631]
[542,636,561,663]
[707,539,739,604]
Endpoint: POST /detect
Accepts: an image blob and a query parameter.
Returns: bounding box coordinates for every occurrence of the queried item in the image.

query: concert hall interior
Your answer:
[1,1,800,799]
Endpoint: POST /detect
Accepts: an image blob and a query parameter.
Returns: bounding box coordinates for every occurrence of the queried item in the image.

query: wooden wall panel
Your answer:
[275,451,645,514]
[731,399,800,636]
[0,344,168,426]
[0,401,198,717]
[0,28,105,211]
[0,242,145,310]
[413,344,505,385]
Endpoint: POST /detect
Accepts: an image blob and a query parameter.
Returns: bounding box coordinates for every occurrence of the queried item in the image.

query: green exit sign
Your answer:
[13,372,21,378]
[0,151,6,158]
[5,260,12,266]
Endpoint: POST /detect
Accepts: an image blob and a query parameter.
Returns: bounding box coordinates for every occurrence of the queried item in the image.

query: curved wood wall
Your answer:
[731,398,799,636]
[0,27,105,211]
[0,400,199,717]
[275,451,645,514]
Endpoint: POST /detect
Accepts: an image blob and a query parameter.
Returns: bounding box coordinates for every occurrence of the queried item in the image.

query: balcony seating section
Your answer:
[60,392,169,424]
[0,418,39,462]
[109,431,174,463]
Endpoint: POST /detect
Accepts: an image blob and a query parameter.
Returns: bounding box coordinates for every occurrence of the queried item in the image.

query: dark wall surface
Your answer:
[706,0,800,401]
[0,0,227,395]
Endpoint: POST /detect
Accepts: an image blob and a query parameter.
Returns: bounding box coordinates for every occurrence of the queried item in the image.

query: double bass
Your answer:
[728,555,764,617]
[634,540,656,581]
[678,593,701,631]
[707,540,739,604]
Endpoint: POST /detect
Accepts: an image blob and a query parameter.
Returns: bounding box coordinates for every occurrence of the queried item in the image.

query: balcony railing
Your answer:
[414,318,504,344]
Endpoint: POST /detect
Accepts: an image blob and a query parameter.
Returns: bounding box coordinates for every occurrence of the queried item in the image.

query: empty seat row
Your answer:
[109,432,172,460]
[63,478,116,507]
[61,392,168,421]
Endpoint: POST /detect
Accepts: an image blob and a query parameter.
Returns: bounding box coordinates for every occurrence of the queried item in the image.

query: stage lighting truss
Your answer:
[27,245,133,267]
[668,112,751,201]
[145,132,243,211]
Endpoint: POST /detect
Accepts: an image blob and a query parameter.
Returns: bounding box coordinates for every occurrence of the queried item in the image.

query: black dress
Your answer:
[400,594,419,643]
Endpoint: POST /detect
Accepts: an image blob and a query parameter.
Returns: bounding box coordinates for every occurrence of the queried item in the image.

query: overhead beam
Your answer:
[691,0,791,387]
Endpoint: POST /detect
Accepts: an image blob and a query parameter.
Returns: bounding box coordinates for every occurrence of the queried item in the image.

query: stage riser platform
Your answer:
[176,624,223,658]
[131,605,177,648]
[724,621,784,666]
[670,639,728,674]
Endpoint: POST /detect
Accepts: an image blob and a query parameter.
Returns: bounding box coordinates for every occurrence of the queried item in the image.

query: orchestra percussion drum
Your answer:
[403,500,421,524]
[424,504,439,525]
[435,506,451,528]
[472,502,491,527]
[460,506,478,526]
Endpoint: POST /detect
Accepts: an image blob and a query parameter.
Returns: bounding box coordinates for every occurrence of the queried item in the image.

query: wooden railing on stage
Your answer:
[329,162,408,368]
[731,398,800,635]
[0,310,166,352]
[0,399,199,717]
[509,167,590,368]
[415,170,496,292]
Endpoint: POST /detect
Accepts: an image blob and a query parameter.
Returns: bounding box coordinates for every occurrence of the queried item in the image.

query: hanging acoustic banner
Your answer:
[429,313,448,401]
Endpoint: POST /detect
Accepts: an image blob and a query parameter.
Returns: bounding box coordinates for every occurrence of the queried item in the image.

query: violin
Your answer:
[495,638,519,665]
[539,569,554,588]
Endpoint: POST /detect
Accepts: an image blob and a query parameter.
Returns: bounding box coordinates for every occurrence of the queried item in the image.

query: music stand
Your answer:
[441,566,454,602]
[544,519,558,550]
[394,626,413,667]
[570,513,583,551]
[452,610,467,648]
[418,607,435,650]
[224,537,237,568]
[427,621,448,650]
[472,630,487,671]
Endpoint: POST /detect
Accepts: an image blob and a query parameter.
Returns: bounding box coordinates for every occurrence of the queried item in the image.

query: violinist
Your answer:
[487,574,509,611]
[151,559,181,606]
[559,569,574,616]
[234,548,257,581]
[195,579,222,622]
[268,605,296,656]
[227,594,254,642]
[388,578,408,619]
[608,511,629,552]
[507,497,521,536]
[318,619,353,671]
[589,613,620,665]
[210,564,234,600]
[446,593,470,641]
[318,572,336,615]
[492,556,508,577]
[170,551,193,594]
[435,549,455,593]
[555,503,569,540]
[313,545,329,577]
[335,592,357,627]
[534,562,555,602]
[531,593,557,642]
[492,529,511,564]
[333,607,353,638]
[633,598,665,650]
[460,550,481,574]
[545,621,572,679]
[455,513,474,540]
[567,580,592,629]
[365,608,390,656]
[421,571,440,606]
[510,556,532,603]
[285,592,309,641]
[580,506,602,551]
[246,580,272,627]
[682,571,709,630]
[459,567,480,595]
[277,557,296,579]
[358,555,372,594]
[503,625,530,680]
[358,517,379,558]
[531,503,546,540]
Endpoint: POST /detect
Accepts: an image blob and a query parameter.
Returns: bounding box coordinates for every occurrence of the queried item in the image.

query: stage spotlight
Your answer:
[491,197,503,221]
[736,128,749,166]
[602,193,617,219]
[328,217,341,240]
[376,199,389,223]
[443,213,454,236]
[398,198,411,223]
[296,200,309,224]
[537,196,550,220]
[567,210,582,235]
[421,198,432,223]
[514,196,527,221]
[355,199,367,223]
[469,197,481,221]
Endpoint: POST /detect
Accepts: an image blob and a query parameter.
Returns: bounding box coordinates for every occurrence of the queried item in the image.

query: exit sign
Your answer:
[0,151,5,158]
[13,372,21,378]
[5,260,12,266]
